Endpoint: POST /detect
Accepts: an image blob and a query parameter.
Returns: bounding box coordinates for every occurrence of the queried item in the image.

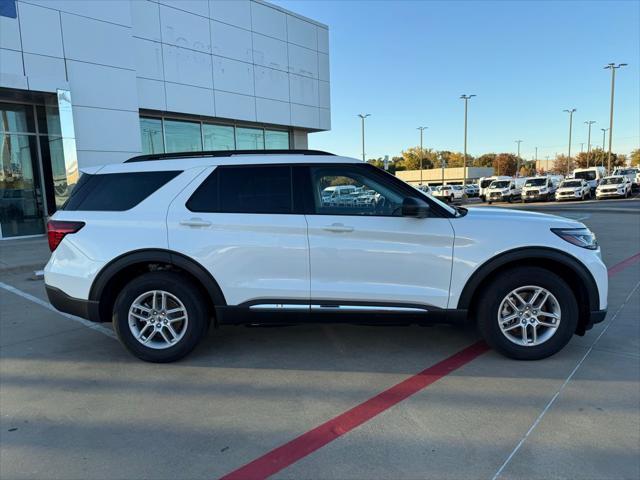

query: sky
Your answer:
[273,0,640,161]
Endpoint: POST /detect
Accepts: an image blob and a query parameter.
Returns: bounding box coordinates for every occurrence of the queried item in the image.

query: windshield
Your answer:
[614,169,637,175]
[490,181,510,188]
[574,171,596,181]
[600,177,624,185]
[561,180,582,188]
[525,178,547,186]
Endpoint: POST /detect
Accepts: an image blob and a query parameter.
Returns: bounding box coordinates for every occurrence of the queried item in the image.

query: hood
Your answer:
[465,206,583,228]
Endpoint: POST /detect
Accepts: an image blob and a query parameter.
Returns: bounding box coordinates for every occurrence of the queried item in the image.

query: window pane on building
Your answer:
[265,130,289,150]
[164,120,201,153]
[203,124,235,151]
[140,118,164,154]
[236,127,264,150]
[0,103,35,133]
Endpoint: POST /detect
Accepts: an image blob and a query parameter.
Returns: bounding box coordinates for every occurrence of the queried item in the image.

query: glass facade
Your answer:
[164,120,202,153]
[140,118,163,154]
[203,124,234,150]
[139,117,290,155]
[0,103,45,238]
[0,96,77,238]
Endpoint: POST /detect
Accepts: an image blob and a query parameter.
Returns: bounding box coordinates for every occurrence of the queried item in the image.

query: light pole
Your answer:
[417,126,428,185]
[535,146,538,173]
[563,108,576,174]
[515,140,523,176]
[584,120,596,167]
[601,127,608,150]
[460,94,476,186]
[357,113,370,162]
[604,63,627,173]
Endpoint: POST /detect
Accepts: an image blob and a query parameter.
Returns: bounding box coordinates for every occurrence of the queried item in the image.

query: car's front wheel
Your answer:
[113,271,210,362]
[477,267,578,360]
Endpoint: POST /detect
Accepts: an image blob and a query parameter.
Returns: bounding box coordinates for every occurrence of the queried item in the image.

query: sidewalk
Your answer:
[0,236,50,274]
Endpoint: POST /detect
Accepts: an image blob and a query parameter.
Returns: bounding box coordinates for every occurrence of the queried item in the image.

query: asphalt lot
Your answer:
[1,198,639,480]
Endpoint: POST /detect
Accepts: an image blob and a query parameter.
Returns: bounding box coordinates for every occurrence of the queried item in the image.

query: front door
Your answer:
[304,164,455,310]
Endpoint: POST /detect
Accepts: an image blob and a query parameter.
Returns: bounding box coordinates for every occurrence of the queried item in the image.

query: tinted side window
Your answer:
[186,169,219,212]
[63,171,180,211]
[187,166,292,214]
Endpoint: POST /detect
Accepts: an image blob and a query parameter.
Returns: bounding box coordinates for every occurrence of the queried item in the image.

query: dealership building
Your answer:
[0,0,331,238]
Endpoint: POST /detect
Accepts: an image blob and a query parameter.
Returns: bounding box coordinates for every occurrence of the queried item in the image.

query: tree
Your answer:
[397,146,436,170]
[574,148,626,169]
[631,149,640,167]
[474,153,496,168]
[492,153,518,176]
[553,154,574,174]
[367,157,398,174]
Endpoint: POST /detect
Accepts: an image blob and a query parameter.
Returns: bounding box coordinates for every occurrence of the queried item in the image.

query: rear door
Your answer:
[302,163,455,310]
[166,164,309,306]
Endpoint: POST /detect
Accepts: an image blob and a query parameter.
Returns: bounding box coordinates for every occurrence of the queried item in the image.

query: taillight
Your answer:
[47,220,85,252]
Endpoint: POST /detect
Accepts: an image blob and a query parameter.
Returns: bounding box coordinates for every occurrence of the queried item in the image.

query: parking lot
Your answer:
[1,198,638,480]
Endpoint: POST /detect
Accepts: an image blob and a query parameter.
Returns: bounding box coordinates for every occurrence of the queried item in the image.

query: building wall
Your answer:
[396,167,495,185]
[0,0,330,167]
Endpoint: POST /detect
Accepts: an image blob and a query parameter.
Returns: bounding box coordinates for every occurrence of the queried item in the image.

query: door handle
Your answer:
[323,223,354,233]
[180,218,212,227]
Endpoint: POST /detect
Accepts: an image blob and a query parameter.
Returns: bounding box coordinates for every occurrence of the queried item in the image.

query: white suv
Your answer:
[44,151,608,363]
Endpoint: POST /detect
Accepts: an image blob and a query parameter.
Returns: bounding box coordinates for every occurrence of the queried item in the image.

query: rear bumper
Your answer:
[45,285,100,322]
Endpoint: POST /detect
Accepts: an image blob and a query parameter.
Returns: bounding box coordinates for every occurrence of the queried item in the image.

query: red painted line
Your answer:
[607,252,640,277]
[219,341,490,480]
[220,251,640,480]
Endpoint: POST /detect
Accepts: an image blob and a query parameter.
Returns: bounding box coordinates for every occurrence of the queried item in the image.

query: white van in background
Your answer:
[486,178,522,203]
[479,176,511,201]
[573,167,606,193]
[522,176,561,202]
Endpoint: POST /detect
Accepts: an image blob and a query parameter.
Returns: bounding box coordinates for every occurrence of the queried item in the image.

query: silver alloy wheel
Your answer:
[498,285,561,347]
[128,290,189,350]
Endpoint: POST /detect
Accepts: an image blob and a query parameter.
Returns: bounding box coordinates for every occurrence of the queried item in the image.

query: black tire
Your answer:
[477,267,578,360]
[113,271,209,362]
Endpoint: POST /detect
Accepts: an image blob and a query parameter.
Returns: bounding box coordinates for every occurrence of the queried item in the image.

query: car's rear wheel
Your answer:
[477,267,578,360]
[113,271,209,362]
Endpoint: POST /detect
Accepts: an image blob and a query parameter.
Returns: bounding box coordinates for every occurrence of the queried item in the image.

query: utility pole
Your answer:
[584,120,596,167]
[604,63,627,173]
[580,143,584,153]
[563,108,576,174]
[515,140,523,176]
[535,146,538,173]
[460,94,476,186]
[417,126,428,185]
[357,114,371,162]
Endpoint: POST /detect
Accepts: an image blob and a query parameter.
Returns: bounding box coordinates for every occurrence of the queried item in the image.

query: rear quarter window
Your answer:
[63,171,181,211]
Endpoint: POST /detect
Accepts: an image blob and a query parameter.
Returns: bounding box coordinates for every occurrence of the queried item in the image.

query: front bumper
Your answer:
[597,190,625,198]
[523,191,548,201]
[556,191,581,200]
[45,285,99,322]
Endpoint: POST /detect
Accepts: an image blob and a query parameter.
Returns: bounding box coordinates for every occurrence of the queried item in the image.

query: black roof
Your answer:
[125,149,335,163]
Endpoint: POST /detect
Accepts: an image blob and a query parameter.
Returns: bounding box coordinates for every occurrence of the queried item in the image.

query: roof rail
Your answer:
[125,149,335,163]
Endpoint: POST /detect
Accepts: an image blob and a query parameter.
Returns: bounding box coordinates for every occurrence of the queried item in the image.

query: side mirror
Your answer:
[402,196,430,218]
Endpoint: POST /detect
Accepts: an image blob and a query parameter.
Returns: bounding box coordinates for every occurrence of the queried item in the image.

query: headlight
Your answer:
[540,187,547,192]
[551,228,598,250]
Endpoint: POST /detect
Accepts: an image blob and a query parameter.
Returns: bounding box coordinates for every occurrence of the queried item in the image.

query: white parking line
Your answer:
[491,280,640,480]
[0,281,116,339]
